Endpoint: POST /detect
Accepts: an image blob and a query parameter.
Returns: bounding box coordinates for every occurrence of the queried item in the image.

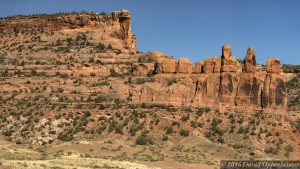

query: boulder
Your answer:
[242,46,256,73]
[192,61,203,74]
[266,58,282,73]
[176,57,192,74]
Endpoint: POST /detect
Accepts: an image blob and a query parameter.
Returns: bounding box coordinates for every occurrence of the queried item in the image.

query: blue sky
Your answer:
[1,0,299,64]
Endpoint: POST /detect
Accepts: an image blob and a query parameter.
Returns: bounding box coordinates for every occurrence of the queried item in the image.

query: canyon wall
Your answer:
[0,10,137,52]
[0,11,288,114]
[131,45,288,113]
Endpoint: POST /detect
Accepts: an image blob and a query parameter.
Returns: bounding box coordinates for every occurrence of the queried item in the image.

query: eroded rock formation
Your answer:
[133,45,288,113]
[0,10,137,52]
[262,58,287,111]
[177,58,193,74]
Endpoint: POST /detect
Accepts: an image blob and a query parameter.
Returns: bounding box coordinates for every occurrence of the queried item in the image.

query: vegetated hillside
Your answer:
[286,74,300,133]
[0,11,299,169]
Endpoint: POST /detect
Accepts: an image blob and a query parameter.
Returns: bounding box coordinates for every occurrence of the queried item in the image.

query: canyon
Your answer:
[0,10,299,169]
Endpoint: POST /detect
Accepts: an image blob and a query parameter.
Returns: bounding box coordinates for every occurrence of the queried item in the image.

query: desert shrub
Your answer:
[265,147,278,155]
[108,120,117,133]
[171,121,180,126]
[162,136,169,141]
[190,120,197,128]
[165,126,173,134]
[167,78,177,86]
[294,119,300,132]
[136,78,146,84]
[217,136,225,144]
[88,57,94,63]
[211,118,222,127]
[238,127,249,134]
[99,81,109,86]
[0,54,4,63]
[286,74,300,91]
[232,144,243,149]
[180,114,189,121]
[2,129,13,137]
[166,106,176,112]
[196,107,211,116]
[129,125,138,136]
[285,145,294,152]
[58,131,74,141]
[135,133,153,145]
[180,129,189,137]
[115,124,124,135]
[95,43,106,51]
[94,96,107,103]
[110,69,119,77]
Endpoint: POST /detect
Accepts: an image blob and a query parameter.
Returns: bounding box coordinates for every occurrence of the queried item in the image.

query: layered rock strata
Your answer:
[132,45,288,113]
[0,10,137,52]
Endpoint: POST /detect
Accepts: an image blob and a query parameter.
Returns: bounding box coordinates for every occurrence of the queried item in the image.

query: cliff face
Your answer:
[0,10,288,114]
[0,10,137,52]
[0,11,297,153]
[131,45,288,114]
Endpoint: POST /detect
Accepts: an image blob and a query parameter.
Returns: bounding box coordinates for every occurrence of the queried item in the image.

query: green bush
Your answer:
[265,147,278,155]
[167,78,177,86]
[162,136,169,141]
[115,124,124,135]
[110,69,119,77]
[180,115,189,121]
[136,78,146,84]
[135,134,153,145]
[196,107,211,116]
[165,126,173,134]
[180,129,189,137]
[2,129,13,137]
[285,145,294,152]
[58,131,74,141]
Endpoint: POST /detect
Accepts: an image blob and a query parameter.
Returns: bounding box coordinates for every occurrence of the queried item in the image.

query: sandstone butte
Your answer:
[0,10,288,118]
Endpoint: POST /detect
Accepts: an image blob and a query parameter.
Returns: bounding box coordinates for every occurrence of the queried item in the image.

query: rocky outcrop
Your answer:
[133,45,288,113]
[213,57,222,73]
[132,63,155,76]
[154,57,177,74]
[221,45,238,72]
[242,46,256,73]
[235,73,262,108]
[235,47,261,108]
[0,10,137,52]
[262,74,288,111]
[192,61,203,74]
[266,57,282,73]
[262,58,287,111]
[177,58,193,74]
[203,58,214,74]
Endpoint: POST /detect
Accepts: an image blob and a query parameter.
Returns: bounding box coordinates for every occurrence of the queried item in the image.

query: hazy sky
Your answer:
[1,0,299,64]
